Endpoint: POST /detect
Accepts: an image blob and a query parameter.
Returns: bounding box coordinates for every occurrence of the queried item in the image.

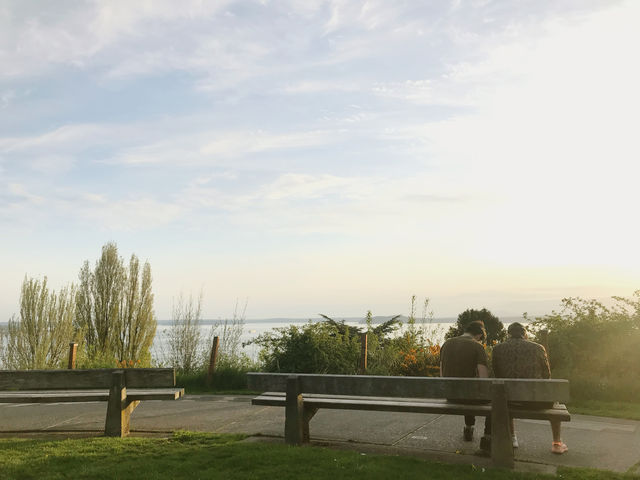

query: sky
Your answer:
[1,0,639,321]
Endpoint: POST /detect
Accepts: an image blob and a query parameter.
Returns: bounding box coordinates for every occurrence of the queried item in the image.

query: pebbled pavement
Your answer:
[2,395,640,474]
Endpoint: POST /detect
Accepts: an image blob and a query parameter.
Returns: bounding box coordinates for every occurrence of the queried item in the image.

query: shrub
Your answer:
[253,321,361,374]
[530,292,640,402]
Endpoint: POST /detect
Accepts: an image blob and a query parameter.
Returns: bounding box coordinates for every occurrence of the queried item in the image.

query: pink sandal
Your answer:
[551,441,568,454]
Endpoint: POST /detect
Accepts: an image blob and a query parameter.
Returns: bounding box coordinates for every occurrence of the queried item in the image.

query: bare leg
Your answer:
[550,420,561,443]
[550,420,568,454]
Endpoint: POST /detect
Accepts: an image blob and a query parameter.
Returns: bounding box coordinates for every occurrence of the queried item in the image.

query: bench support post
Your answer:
[285,375,305,445]
[302,406,318,443]
[491,380,514,469]
[105,370,140,437]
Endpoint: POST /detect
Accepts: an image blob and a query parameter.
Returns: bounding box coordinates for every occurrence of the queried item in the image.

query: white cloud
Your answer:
[113,128,340,166]
[0,180,183,232]
[261,173,352,201]
[0,124,111,155]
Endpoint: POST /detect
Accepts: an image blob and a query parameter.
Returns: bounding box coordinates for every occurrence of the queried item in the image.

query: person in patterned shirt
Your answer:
[492,322,568,454]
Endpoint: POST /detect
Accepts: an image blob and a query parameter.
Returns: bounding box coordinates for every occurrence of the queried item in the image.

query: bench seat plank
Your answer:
[252,392,570,422]
[0,388,184,404]
[127,388,184,402]
[0,391,110,403]
[247,373,570,403]
[0,368,177,390]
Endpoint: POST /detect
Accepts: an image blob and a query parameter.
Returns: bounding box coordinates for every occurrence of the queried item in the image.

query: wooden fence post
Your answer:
[207,336,220,386]
[359,333,367,374]
[67,342,78,369]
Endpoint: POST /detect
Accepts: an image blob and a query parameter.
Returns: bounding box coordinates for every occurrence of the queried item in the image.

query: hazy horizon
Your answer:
[2,1,638,322]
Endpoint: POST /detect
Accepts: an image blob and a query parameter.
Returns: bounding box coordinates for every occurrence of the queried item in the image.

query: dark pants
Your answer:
[448,399,492,436]
[464,414,491,435]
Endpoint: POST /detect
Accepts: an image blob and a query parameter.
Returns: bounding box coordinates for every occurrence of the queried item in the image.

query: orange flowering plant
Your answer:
[115,359,141,368]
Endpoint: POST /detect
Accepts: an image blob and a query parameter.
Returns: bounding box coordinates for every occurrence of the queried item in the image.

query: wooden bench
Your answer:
[0,368,184,437]
[247,373,570,468]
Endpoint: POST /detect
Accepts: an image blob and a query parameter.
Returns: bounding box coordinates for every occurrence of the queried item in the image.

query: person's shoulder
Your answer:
[523,338,544,349]
[528,339,547,353]
[443,335,464,345]
[492,341,506,352]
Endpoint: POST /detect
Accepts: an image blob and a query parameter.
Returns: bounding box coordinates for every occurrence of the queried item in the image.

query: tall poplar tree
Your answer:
[3,276,76,369]
[75,242,157,365]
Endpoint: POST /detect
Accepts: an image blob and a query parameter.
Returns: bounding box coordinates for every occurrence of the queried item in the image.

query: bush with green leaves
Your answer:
[253,297,443,376]
[253,320,362,374]
[529,292,640,402]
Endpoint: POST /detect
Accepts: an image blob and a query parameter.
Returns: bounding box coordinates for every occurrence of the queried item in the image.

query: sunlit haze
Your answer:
[1,0,638,321]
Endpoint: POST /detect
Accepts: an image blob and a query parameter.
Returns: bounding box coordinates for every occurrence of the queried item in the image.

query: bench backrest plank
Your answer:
[0,368,176,391]
[247,373,569,403]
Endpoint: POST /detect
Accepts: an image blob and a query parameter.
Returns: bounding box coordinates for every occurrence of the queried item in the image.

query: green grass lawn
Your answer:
[0,432,638,480]
[568,400,640,421]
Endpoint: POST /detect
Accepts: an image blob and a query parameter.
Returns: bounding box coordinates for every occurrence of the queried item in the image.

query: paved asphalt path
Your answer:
[1,395,639,474]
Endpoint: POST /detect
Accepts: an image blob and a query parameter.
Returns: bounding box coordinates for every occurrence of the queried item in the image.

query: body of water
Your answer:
[1,316,526,363]
[153,317,459,361]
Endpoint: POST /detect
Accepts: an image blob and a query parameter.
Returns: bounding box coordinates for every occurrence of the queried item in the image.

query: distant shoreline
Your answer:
[0,315,530,327]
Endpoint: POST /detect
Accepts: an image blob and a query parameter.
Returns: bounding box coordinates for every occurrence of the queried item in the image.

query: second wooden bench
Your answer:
[0,368,184,437]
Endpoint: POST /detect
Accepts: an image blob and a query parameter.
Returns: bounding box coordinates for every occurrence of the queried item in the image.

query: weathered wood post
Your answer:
[359,332,368,374]
[285,375,304,445]
[67,342,78,369]
[491,380,514,469]
[207,336,220,386]
[105,370,139,437]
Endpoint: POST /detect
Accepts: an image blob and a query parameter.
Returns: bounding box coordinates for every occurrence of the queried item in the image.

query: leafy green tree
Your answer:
[115,255,155,364]
[3,276,76,369]
[75,242,156,365]
[445,308,506,344]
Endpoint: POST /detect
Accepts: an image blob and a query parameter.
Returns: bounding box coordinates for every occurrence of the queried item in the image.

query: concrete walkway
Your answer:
[2,395,639,475]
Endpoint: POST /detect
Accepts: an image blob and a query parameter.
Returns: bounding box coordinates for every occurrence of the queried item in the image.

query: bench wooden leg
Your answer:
[491,381,514,469]
[302,406,318,443]
[285,376,304,445]
[105,371,140,437]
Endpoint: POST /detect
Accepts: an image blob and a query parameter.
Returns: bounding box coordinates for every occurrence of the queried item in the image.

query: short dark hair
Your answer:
[507,322,527,338]
[464,320,486,339]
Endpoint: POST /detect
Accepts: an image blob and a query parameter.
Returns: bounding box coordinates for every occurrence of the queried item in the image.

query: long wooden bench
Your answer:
[0,368,184,437]
[247,373,570,469]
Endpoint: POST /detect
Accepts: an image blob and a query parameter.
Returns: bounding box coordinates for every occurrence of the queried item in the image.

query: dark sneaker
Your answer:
[463,426,474,441]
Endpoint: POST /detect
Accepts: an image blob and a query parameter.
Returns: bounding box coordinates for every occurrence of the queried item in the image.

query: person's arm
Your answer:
[540,345,551,379]
[476,343,490,378]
